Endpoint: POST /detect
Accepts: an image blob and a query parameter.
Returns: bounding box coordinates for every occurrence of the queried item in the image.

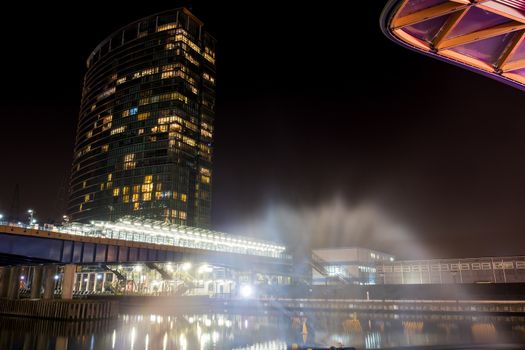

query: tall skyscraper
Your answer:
[68,8,216,228]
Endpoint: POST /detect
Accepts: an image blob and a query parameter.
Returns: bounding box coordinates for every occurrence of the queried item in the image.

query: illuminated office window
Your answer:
[111,126,126,135]
[137,112,150,121]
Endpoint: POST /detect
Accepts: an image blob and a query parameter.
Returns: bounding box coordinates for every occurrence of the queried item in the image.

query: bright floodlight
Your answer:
[27,209,33,214]
[0,214,3,220]
[96,274,103,280]
[54,275,59,280]
[240,284,253,298]
[182,262,192,271]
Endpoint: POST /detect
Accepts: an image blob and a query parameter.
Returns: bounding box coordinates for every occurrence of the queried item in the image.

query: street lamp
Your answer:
[27,209,34,225]
[240,284,254,298]
[182,262,192,271]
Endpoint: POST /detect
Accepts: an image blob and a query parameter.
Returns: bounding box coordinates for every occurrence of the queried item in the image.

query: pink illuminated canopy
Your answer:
[382,0,525,90]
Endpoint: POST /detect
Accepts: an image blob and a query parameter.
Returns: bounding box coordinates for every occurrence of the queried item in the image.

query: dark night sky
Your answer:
[1,1,525,258]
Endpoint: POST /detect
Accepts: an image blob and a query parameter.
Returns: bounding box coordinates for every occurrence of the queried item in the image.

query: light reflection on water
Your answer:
[1,311,525,349]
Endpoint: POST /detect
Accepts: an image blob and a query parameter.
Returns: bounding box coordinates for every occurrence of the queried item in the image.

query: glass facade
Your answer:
[68,8,216,227]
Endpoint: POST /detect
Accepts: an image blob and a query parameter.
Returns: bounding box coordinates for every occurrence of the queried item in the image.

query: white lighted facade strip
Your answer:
[54,216,288,260]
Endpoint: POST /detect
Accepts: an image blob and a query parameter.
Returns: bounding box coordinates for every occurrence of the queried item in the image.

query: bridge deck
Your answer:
[0,225,291,273]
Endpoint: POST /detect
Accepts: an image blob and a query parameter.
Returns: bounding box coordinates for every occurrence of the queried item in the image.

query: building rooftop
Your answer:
[381,0,525,91]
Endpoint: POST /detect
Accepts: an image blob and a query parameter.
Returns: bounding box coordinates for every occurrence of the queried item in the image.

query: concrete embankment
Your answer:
[0,298,118,320]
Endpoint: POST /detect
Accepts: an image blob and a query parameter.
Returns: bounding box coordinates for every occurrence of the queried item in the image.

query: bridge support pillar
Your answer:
[42,265,56,300]
[30,266,43,299]
[0,267,9,298]
[7,266,21,299]
[61,264,76,299]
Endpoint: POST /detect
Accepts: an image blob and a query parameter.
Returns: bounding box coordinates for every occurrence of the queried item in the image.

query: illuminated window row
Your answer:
[137,112,150,121]
[182,136,196,147]
[202,72,215,84]
[164,209,187,220]
[203,52,215,64]
[116,62,200,87]
[158,115,183,125]
[111,126,126,135]
[378,261,525,273]
[96,87,116,101]
[123,153,136,170]
[157,23,178,32]
[133,67,159,80]
[120,190,188,202]
[199,143,211,154]
[200,129,212,139]
[161,70,198,89]
[204,46,215,58]
[162,62,193,75]
[139,92,189,106]
[175,29,201,53]
[92,114,113,128]
[180,49,199,67]
[122,107,138,118]
[201,121,213,132]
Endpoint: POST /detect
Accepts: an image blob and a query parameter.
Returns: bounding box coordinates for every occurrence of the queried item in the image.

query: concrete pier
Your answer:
[61,265,76,300]
[0,267,9,298]
[7,266,21,299]
[0,299,118,320]
[30,266,43,299]
[42,266,56,300]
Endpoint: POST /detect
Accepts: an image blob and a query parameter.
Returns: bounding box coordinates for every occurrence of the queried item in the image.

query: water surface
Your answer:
[1,310,525,349]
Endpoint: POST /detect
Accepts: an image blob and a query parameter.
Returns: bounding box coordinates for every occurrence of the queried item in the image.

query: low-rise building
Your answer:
[312,247,395,285]
[312,248,525,285]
